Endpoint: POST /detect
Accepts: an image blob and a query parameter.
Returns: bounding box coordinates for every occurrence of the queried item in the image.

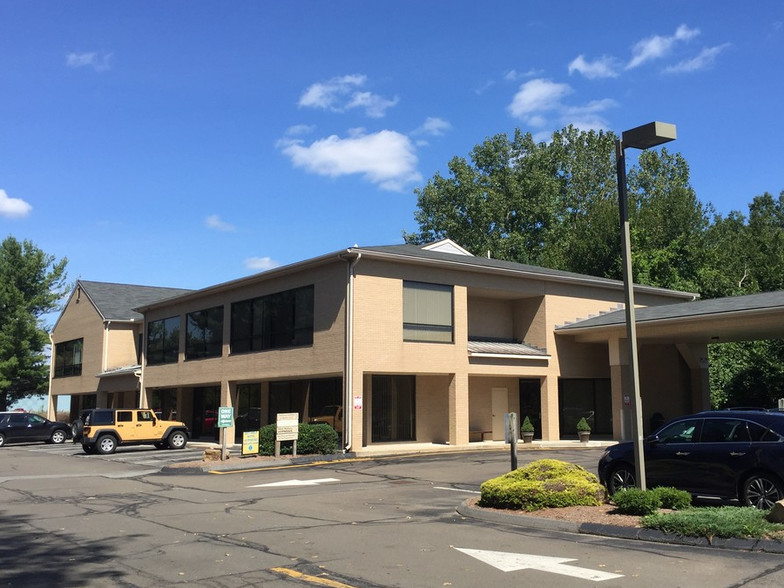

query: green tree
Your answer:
[0,236,68,410]
[406,125,707,292]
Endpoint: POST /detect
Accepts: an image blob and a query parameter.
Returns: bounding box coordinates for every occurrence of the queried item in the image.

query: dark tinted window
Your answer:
[700,419,748,442]
[748,421,784,442]
[89,410,115,426]
[186,306,224,360]
[657,419,701,443]
[54,338,83,378]
[231,285,314,353]
[147,316,180,365]
[117,411,133,422]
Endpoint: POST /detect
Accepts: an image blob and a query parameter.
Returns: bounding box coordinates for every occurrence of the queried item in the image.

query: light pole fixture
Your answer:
[615,121,676,490]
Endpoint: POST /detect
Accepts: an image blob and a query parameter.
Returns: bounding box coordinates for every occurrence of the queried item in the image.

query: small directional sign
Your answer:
[455,548,623,582]
[248,478,340,488]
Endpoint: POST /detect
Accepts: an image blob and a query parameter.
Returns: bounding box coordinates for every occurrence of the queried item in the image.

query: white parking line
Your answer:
[434,486,480,494]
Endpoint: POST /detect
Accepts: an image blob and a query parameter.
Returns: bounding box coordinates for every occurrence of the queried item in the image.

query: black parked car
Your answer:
[598,410,784,509]
[0,412,71,447]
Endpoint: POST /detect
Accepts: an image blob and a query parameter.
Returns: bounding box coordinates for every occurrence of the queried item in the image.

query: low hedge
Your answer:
[612,486,692,515]
[257,423,339,456]
[478,459,606,511]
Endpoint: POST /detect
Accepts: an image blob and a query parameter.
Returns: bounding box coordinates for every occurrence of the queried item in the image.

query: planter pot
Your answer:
[521,432,534,444]
[578,431,590,443]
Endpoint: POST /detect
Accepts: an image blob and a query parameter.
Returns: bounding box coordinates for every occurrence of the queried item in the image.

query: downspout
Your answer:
[46,333,56,420]
[103,321,111,373]
[343,250,361,452]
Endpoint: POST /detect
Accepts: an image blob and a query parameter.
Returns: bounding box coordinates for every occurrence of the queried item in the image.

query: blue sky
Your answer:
[1,1,783,297]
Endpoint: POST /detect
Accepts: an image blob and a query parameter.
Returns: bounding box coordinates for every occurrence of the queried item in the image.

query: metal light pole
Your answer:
[615,121,676,490]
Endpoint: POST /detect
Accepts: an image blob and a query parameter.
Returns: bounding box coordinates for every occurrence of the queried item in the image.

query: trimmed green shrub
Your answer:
[651,486,692,510]
[576,417,591,432]
[643,506,784,539]
[479,459,606,511]
[297,423,340,454]
[256,423,339,456]
[520,416,535,434]
[612,488,661,515]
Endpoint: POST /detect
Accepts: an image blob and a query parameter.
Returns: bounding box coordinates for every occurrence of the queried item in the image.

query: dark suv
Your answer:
[598,410,784,508]
[82,408,190,455]
[0,412,71,447]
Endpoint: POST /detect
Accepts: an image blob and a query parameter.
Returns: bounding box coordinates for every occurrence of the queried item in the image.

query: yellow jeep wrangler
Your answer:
[81,408,190,455]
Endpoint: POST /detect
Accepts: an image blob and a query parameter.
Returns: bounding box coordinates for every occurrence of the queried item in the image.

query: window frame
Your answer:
[146,316,180,365]
[230,285,314,354]
[53,338,84,378]
[402,281,454,343]
[185,305,224,360]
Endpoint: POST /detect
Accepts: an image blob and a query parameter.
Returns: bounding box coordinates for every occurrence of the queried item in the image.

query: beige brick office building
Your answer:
[48,240,704,448]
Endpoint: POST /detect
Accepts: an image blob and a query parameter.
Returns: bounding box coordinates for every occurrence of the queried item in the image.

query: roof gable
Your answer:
[76,281,193,322]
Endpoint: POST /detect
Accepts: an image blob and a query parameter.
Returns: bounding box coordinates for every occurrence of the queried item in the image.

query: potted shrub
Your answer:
[520,416,535,444]
[576,417,591,443]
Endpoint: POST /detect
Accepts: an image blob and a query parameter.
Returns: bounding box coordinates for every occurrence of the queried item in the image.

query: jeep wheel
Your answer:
[167,431,187,450]
[50,430,67,444]
[0,433,5,447]
[96,435,117,455]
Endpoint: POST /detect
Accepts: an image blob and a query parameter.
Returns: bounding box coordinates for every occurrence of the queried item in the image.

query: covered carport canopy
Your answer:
[556,290,784,438]
[556,290,784,345]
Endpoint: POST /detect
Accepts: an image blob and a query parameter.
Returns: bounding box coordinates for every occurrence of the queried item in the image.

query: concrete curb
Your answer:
[456,499,784,554]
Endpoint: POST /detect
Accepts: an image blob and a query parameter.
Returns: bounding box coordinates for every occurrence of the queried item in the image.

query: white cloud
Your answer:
[627,24,700,69]
[284,124,316,137]
[205,214,236,232]
[505,68,542,82]
[568,54,620,79]
[346,92,399,118]
[508,79,573,126]
[0,189,32,219]
[414,117,452,137]
[507,78,616,132]
[244,256,280,271]
[66,51,113,72]
[561,99,618,130]
[664,43,731,73]
[299,74,398,118]
[279,129,421,191]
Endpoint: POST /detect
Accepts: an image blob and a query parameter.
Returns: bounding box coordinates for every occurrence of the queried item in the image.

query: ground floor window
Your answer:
[558,379,612,436]
[519,379,541,440]
[192,386,220,439]
[371,375,415,442]
[151,389,178,421]
[235,383,262,442]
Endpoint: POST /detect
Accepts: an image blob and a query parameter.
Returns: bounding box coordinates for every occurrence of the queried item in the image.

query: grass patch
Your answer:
[642,506,784,540]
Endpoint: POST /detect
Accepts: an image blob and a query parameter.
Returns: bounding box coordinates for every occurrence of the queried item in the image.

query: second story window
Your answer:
[147,316,180,365]
[403,281,453,343]
[186,306,224,360]
[54,338,83,377]
[231,285,314,353]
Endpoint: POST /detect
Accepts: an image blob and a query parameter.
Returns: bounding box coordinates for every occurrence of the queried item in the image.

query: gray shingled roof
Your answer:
[78,280,193,321]
[557,290,784,331]
[359,244,696,299]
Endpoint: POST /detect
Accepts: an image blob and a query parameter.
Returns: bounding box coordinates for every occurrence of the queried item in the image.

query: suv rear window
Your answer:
[87,410,115,426]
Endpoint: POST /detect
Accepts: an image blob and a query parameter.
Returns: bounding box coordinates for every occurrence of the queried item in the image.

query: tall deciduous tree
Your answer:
[406,125,707,292]
[0,236,68,410]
